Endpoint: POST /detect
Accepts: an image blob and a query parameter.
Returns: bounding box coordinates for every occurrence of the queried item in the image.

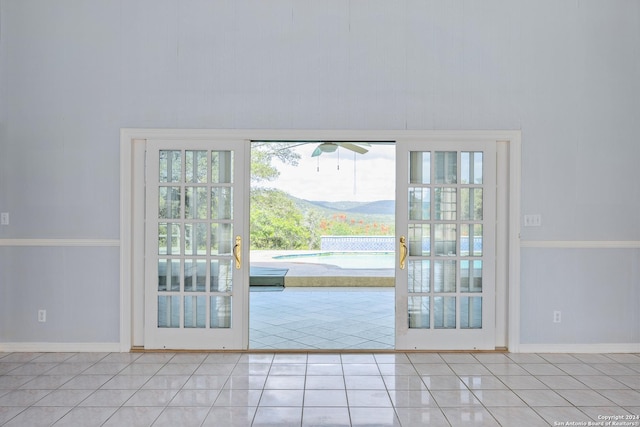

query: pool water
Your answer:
[273,252,395,269]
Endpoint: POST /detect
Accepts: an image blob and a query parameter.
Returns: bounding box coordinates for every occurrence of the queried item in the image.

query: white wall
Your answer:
[1,0,638,348]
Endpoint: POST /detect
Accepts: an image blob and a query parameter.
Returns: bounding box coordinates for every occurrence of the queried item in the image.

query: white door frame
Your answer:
[120,129,521,352]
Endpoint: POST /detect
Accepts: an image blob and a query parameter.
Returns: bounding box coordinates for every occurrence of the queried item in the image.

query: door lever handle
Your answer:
[233,236,242,269]
[399,236,408,270]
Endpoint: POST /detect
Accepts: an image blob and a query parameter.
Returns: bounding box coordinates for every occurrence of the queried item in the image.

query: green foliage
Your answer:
[317,213,394,237]
[251,143,301,183]
[250,188,311,249]
[302,208,324,250]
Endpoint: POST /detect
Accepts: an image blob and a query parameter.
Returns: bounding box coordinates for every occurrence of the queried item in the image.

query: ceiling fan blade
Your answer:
[338,143,369,154]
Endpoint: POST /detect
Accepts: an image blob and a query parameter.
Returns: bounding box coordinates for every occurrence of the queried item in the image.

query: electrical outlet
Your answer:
[0,212,8,225]
[524,214,542,227]
[38,310,47,322]
[553,311,561,323]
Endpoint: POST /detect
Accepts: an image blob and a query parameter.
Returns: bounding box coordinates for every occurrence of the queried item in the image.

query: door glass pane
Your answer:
[185,223,207,256]
[185,187,208,219]
[460,225,483,257]
[434,296,456,329]
[408,224,430,256]
[211,223,233,255]
[409,296,430,328]
[210,296,231,328]
[186,150,208,183]
[184,296,206,328]
[159,187,181,219]
[408,260,430,292]
[409,152,430,184]
[434,260,456,293]
[434,224,456,256]
[472,225,483,256]
[435,152,457,184]
[473,153,483,184]
[409,188,430,220]
[460,296,482,328]
[184,259,206,292]
[158,259,180,292]
[211,188,232,220]
[159,150,182,182]
[460,188,482,221]
[158,223,181,255]
[211,151,233,184]
[158,296,180,328]
[460,260,483,292]
[461,152,483,184]
[434,188,456,220]
[211,259,233,292]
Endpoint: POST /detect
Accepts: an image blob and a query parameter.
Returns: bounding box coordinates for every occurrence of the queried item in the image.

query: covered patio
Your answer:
[249,251,395,350]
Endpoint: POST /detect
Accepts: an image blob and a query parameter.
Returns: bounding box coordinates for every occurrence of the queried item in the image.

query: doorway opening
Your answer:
[248,141,396,350]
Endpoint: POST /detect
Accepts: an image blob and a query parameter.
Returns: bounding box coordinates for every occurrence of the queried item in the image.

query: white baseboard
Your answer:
[517,343,640,353]
[0,342,123,353]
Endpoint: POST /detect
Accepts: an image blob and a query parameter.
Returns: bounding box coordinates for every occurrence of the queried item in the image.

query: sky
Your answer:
[256,143,396,202]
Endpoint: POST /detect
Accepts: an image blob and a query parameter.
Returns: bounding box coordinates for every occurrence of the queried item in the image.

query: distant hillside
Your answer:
[308,200,395,215]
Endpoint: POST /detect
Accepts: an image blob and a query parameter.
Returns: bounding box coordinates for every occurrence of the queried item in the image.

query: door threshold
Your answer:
[131,347,509,354]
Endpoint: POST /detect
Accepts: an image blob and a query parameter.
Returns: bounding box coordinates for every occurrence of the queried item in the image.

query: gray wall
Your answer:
[1,0,638,346]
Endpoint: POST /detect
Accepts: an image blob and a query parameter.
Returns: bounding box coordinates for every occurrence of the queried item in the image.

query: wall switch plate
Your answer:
[0,212,8,225]
[524,214,542,227]
[553,310,561,323]
[38,310,47,322]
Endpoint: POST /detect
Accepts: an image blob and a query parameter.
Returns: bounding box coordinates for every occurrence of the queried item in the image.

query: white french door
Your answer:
[144,139,248,350]
[395,140,497,350]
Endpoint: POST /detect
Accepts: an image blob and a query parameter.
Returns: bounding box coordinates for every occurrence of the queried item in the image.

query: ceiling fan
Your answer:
[311,142,370,157]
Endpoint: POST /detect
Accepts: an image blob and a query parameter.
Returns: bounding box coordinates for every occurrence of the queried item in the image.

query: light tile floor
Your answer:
[0,351,639,426]
[249,287,394,350]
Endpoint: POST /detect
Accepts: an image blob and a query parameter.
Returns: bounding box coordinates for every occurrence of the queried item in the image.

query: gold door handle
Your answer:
[233,236,242,269]
[399,236,408,270]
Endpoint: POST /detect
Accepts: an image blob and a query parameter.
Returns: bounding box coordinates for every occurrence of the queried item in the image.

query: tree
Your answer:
[250,188,310,249]
[251,142,301,184]
[250,143,308,249]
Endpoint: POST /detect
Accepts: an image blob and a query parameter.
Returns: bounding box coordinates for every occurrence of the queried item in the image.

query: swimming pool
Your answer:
[273,251,395,269]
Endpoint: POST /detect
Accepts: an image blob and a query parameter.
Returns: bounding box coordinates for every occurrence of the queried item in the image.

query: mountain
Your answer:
[303,199,395,215]
[310,200,395,215]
